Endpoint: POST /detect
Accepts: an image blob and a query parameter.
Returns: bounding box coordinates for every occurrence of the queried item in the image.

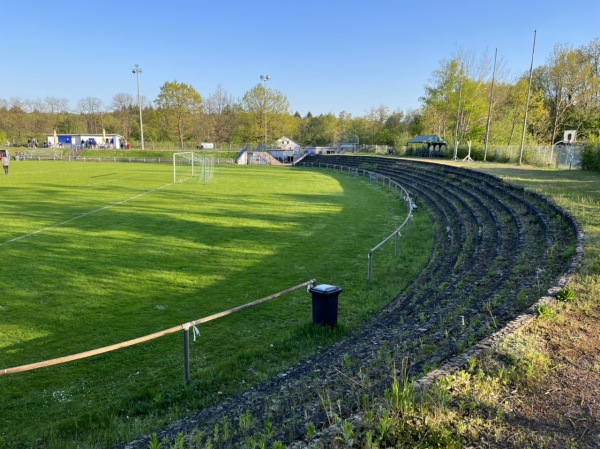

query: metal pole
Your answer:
[132,64,145,150]
[367,251,373,284]
[453,64,463,161]
[483,48,498,162]
[260,75,270,148]
[549,141,562,166]
[183,326,190,385]
[519,30,536,166]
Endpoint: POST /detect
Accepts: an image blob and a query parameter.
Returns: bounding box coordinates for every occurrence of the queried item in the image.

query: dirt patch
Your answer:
[504,304,600,448]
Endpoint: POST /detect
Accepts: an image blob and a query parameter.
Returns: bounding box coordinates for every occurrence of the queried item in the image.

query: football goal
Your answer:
[173,152,215,184]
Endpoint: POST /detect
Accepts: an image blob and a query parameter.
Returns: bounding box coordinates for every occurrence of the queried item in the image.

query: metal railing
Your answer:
[301,162,415,283]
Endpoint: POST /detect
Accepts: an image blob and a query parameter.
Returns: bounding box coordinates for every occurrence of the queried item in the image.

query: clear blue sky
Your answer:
[2,0,599,117]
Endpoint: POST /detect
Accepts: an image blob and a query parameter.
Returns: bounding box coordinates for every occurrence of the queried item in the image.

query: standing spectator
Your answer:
[2,151,8,175]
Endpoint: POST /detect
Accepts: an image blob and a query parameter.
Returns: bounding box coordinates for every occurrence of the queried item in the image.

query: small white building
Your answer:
[46,133,126,149]
[267,137,301,163]
[276,137,301,151]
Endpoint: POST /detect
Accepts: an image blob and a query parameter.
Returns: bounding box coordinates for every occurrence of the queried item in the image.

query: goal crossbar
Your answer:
[173,151,195,183]
[173,152,215,184]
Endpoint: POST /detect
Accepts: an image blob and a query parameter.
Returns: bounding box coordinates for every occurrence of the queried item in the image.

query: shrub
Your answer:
[556,287,576,302]
[581,145,600,171]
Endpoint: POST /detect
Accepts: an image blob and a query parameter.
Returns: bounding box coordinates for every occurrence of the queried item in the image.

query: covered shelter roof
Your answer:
[407,134,447,145]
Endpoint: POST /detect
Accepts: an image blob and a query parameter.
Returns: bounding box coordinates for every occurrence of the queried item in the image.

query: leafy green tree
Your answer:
[138,106,161,146]
[420,58,462,141]
[537,44,594,144]
[404,109,425,137]
[338,111,353,134]
[382,110,405,134]
[301,113,339,146]
[501,76,548,146]
[568,40,600,138]
[364,105,390,142]
[155,81,203,149]
[270,112,299,143]
[239,83,290,145]
[347,116,372,145]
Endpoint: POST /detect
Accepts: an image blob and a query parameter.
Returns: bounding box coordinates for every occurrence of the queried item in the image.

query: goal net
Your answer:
[173,152,215,184]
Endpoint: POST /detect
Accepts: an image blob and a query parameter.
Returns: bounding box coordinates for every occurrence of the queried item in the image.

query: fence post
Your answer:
[368,250,373,284]
[183,325,190,385]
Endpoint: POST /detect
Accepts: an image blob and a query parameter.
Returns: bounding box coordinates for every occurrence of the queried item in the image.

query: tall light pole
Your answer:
[132,64,145,150]
[519,30,536,166]
[260,74,270,148]
[483,48,498,162]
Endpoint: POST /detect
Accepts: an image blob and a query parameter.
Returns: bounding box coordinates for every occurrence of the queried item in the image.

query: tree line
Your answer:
[2,37,600,151]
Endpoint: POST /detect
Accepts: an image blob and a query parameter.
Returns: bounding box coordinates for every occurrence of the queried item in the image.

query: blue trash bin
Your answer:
[309,284,342,327]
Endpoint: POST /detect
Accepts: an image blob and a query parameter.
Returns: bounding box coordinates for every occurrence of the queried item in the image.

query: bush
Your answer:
[581,145,600,171]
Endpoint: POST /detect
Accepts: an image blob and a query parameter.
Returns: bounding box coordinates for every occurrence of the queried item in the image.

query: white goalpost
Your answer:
[173,152,194,183]
[173,152,215,184]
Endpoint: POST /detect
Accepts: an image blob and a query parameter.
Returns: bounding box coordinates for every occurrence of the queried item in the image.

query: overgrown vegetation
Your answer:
[581,144,600,172]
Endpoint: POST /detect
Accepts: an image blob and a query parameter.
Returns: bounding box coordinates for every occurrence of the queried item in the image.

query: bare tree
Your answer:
[26,98,47,113]
[45,97,70,114]
[77,97,104,133]
[111,93,135,111]
[203,85,236,143]
[111,93,136,140]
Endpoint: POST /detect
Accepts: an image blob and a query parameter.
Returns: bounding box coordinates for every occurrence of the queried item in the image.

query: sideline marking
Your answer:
[0,182,173,246]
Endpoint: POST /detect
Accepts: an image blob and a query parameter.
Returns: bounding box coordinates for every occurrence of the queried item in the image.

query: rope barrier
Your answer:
[1,279,316,377]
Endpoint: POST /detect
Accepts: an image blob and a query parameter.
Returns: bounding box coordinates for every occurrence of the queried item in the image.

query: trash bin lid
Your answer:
[311,284,340,293]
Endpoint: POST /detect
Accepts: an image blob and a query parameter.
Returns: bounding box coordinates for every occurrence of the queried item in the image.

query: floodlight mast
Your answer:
[260,74,270,148]
[132,64,145,150]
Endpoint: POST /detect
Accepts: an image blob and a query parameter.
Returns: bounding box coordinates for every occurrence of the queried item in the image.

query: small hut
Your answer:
[407,135,448,157]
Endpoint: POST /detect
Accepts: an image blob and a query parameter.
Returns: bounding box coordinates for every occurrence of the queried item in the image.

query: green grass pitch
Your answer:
[0,160,433,447]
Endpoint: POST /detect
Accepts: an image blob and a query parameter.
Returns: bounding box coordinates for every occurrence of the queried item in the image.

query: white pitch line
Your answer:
[84,173,146,187]
[0,182,173,247]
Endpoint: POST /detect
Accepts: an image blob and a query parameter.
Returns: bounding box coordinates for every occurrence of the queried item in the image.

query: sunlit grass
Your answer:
[0,160,433,447]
